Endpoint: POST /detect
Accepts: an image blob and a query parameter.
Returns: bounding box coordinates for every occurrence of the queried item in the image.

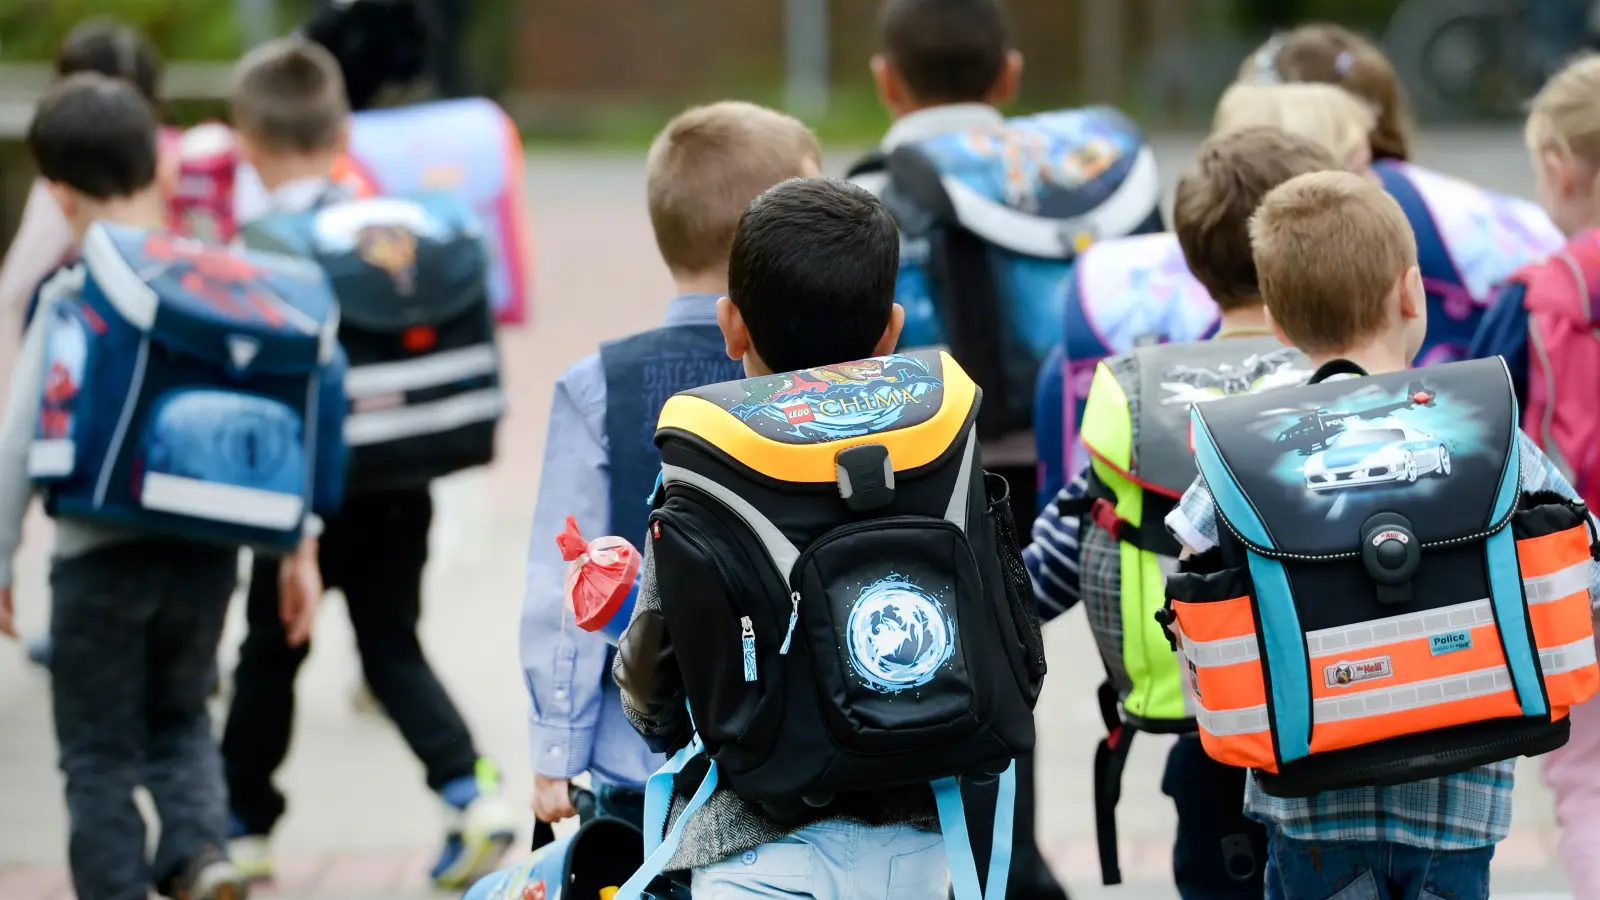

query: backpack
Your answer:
[28,224,346,551]
[848,108,1163,438]
[618,349,1042,900]
[1071,337,1308,883]
[241,192,501,493]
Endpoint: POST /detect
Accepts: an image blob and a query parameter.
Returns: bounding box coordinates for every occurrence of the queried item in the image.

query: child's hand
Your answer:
[278,536,323,647]
[533,775,577,823]
[0,585,14,639]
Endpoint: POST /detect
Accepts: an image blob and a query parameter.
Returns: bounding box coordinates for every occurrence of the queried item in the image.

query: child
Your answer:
[217,38,513,889]
[1167,170,1598,900]
[1027,125,1342,898]
[520,102,819,834]
[0,72,308,900]
[1468,52,1600,898]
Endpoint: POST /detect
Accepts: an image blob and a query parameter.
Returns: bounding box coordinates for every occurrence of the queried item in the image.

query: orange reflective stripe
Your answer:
[1529,591,1595,654]
[1199,727,1276,772]
[1308,622,1509,701]
[1171,596,1255,644]
[1544,645,1600,710]
[1190,658,1268,713]
[1515,525,1591,578]
[1310,684,1523,755]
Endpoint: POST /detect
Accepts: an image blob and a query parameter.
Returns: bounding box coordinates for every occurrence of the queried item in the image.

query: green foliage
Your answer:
[0,0,249,61]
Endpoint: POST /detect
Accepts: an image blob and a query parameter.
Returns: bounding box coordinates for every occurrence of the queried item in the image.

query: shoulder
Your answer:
[554,351,604,406]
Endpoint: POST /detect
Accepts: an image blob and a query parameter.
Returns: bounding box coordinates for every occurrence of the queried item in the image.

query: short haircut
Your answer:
[646,101,822,275]
[55,17,162,106]
[728,178,900,373]
[28,73,158,200]
[1249,171,1417,353]
[1212,82,1375,167]
[1526,52,1600,168]
[230,37,350,153]
[1174,127,1340,311]
[880,0,1010,104]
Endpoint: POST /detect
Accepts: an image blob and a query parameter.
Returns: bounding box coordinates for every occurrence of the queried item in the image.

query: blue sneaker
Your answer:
[430,759,515,889]
[26,634,51,669]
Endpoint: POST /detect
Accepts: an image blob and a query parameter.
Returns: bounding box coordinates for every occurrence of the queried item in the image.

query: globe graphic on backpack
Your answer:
[847,577,955,693]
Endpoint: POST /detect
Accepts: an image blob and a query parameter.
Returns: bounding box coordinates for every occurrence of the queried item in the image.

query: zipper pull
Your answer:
[779,592,800,655]
[741,616,757,682]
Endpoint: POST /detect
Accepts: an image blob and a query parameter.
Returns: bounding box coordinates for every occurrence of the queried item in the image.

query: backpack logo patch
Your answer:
[846,575,955,693]
[1324,655,1393,688]
[227,335,261,371]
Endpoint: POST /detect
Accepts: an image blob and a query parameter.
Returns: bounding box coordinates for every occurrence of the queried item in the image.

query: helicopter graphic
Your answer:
[1269,382,1436,455]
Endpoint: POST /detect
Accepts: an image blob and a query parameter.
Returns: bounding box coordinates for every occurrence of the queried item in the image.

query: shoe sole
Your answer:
[433,829,515,890]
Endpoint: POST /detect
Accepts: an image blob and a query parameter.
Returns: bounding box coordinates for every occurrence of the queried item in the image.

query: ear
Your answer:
[1399,264,1425,319]
[716,296,749,362]
[871,54,906,116]
[872,303,906,357]
[1546,149,1585,200]
[332,121,351,156]
[44,181,79,223]
[234,131,261,168]
[986,50,1024,108]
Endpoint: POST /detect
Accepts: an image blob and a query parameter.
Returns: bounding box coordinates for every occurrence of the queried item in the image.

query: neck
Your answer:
[252,154,337,193]
[672,270,728,298]
[1213,305,1273,339]
[1306,337,1412,376]
[70,189,168,240]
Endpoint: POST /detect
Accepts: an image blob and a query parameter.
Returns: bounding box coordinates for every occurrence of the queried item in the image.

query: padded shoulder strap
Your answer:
[846,150,888,179]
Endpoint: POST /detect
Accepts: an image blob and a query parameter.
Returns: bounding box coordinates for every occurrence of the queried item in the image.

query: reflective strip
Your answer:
[1305,599,1495,657]
[1195,703,1270,737]
[1540,636,1599,676]
[345,343,499,398]
[28,439,75,478]
[141,472,304,530]
[344,387,504,446]
[1523,562,1591,605]
[661,463,801,580]
[1313,666,1512,724]
[1182,630,1261,668]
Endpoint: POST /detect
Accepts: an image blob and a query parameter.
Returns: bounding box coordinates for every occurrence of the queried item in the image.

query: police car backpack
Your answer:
[613,349,1044,900]
[1165,359,1600,796]
[28,224,346,551]
[242,193,502,491]
[848,107,1163,438]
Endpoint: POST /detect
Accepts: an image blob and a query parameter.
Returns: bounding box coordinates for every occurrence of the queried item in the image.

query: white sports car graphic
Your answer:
[1303,423,1451,492]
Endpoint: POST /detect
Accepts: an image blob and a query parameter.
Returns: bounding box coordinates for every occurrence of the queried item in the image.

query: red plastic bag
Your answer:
[557,517,640,641]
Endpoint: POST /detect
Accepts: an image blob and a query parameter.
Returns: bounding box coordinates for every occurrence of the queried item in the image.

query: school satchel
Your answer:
[1166,358,1600,797]
[242,192,503,492]
[619,348,1043,900]
[27,224,346,551]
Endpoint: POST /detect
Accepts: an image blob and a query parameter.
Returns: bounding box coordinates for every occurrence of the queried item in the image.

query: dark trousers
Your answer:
[1163,736,1267,900]
[223,489,481,835]
[50,540,238,900]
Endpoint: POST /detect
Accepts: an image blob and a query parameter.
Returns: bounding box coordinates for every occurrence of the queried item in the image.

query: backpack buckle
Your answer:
[1090,497,1127,538]
[835,444,895,512]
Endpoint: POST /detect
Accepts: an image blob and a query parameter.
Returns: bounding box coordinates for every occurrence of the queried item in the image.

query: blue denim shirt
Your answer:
[519,295,721,787]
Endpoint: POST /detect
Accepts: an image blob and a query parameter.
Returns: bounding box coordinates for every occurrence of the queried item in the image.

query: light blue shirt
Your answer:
[520,294,723,787]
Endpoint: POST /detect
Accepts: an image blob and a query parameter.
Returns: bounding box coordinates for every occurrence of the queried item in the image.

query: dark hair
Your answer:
[28,73,158,200]
[55,17,162,106]
[230,37,350,152]
[728,178,900,373]
[303,0,434,111]
[880,0,1011,104]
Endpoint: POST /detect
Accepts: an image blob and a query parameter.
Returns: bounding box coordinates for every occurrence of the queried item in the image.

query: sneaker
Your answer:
[25,634,51,670]
[164,846,250,900]
[226,816,274,882]
[430,759,516,890]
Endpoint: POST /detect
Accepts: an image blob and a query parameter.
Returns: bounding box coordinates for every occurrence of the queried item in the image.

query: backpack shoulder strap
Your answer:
[845,149,888,180]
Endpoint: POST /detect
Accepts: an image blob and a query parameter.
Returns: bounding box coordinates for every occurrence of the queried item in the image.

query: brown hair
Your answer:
[646,101,822,275]
[1239,23,1414,162]
[1526,53,1600,195]
[1249,171,1417,353]
[230,37,349,153]
[1174,127,1341,311]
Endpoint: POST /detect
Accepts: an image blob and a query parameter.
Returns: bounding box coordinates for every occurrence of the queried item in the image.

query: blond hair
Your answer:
[230,37,348,153]
[646,101,822,275]
[1213,82,1375,168]
[1249,171,1417,353]
[1526,53,1600,193]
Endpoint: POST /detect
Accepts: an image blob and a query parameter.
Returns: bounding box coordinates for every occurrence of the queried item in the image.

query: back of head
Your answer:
[1240,23,1413,162]
[1174,127,1341,311]
[1213,82,1375,171]
[29,72,158,200]
[647,101,822,277]
[729,178,900,373]
[1249,171,1416,354]
[55,17,162,107]
[230,37,350,153]
[302,0,434,111]
[879,0,1010,105]
[1527,53,1600,178]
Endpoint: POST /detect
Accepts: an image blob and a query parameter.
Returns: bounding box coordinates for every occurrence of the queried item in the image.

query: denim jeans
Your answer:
[691,822,946,900]
[1265,827,1494,900]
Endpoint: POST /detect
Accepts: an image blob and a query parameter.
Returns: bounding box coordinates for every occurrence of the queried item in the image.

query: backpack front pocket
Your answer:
[29,300,100,482]
[794,516,984,753]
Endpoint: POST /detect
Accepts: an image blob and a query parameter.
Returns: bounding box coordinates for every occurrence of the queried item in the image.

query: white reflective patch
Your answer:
[1523,562,1591,605]
[1195,703,1270,737]
[140,472,304,530]
[1312,666,1512,724]
[1184,632,1261,669]
[1540,636,1599,676]
[345,343,499,398]
[344,387,503,446]
[27,439,75,478]
[1305,599,1495,657]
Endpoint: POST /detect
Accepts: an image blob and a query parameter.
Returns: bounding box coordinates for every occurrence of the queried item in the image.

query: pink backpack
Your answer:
[167,122,239,244]
[1521,228,1600,507]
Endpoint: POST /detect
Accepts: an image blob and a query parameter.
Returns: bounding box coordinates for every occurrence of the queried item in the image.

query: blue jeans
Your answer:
[690,822,946,899]
[1265,828,1493,900]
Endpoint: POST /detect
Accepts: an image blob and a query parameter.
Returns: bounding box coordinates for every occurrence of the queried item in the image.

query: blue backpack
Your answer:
[848,107,1164,437]
[28,223,347,551]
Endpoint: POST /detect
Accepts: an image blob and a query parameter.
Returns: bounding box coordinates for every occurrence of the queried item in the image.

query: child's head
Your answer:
[229,37,350,186]
[1213,82,1378,180]
[56,17,162,108]
[871,0,1022,119]
[646,101,822,286]
[719,178,905,376]
[1239,23,1413,163]
[1250,171,1425,365]
[1174,127,1341,312]
[28,73,162,238]
[1525,53,1600,236]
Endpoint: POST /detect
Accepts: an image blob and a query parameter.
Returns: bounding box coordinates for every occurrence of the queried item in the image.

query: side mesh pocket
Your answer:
[1514,491,1600,711]
[986,472,1047,693]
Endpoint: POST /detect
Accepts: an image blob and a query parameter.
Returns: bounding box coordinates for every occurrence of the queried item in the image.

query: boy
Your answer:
[1027,127,1340,899]
[218,38,513,889]
[1165,171,1599,899]
[615,177,955,897]
[521,102,819,832]
[1,73,311,900]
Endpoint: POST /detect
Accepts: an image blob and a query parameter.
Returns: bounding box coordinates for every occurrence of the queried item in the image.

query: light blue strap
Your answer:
[933,761,1017,900]
[615,741,720,900]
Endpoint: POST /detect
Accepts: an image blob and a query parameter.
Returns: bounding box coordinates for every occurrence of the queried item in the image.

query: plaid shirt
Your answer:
[1167,425,1600,850]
